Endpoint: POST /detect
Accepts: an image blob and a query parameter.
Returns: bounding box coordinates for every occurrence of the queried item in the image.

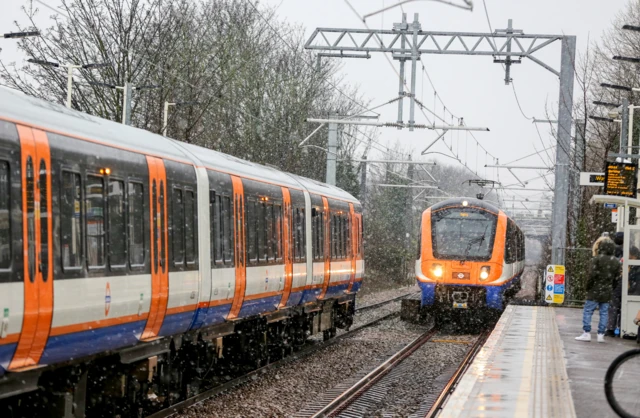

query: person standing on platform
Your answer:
[605,233,625,337]
[576,238,620,343]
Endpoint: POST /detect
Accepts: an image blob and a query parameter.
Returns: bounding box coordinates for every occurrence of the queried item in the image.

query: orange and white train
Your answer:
[415,198,524,313]
[0,88,363,416]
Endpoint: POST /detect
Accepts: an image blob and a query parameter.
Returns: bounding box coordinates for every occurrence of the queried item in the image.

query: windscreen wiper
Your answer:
[463,225,489,261]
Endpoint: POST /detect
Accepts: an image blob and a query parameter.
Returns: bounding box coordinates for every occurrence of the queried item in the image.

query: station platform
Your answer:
[439,305,639,417]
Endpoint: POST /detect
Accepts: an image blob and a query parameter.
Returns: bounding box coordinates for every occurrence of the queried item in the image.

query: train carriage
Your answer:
[0,88,364,416]
[415,198,524,315]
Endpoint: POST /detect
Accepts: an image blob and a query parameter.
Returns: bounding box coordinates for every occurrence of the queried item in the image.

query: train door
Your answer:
[9,127,53,370]
[141,156,169,340]
[279,187,293,308]
[318,197,331,299]
[227,176,246,319]
[347,203,357,293]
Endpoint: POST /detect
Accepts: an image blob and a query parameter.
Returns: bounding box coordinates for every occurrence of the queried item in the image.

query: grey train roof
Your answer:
[0,87,357,203]
[430,197,501,213]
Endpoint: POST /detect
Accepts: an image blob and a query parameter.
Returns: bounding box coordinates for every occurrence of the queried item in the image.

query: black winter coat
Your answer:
[587,241,621,303]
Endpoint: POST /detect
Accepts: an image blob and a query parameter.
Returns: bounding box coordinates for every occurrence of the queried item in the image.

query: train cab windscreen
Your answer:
[431,207,497,261]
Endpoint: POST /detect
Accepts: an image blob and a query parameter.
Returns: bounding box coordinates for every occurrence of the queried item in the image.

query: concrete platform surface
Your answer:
[438,305,638,418]
[556,306,638,418]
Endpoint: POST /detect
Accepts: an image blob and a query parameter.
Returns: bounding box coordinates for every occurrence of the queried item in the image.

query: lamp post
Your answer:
[163,101,199,137]
[88,81,159,125]
[600,82,640,93]
[28,59,110,108]
[3,31,40,39]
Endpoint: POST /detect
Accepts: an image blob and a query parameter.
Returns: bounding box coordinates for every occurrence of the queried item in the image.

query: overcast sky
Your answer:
[0,0,627,204]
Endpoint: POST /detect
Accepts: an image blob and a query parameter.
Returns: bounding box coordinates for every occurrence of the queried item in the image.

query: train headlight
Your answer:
[432,264,443,278]
[480,266,491,280]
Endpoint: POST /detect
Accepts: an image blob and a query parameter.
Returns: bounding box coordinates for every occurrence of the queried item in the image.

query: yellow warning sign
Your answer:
[553,294,564,303]
[554,265,565,275]
[546,295,552,301]
[547,266,554,273]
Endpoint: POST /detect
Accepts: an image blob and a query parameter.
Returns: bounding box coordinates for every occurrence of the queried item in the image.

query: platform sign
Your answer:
[545,265,565,304]
[580,172,605,186]
[604,162,638,198]
[604,203,617,209]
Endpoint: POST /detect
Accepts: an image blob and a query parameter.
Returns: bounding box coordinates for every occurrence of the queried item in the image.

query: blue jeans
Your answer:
[583,300,609,334]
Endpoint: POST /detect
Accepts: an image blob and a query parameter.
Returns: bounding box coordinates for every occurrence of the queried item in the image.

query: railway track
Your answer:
[423,331,488,418]
[354,290,419,312]
[147,294,408,418]
[296,329,489,418]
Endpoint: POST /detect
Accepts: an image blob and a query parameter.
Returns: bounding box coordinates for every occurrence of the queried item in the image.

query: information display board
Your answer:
[604,162,638,198]
[545,265,565,304]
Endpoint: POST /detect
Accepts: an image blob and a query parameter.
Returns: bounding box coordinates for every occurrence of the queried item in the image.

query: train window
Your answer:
[128,182,145,267]
[504,221,516,264]
[315,211,325,260]
[431,207,497,262]
[26,157,35,281]
[222,196,233,265]
[108,180,126,268]
[61,171,82,269]
[311,210,317,260]
[339,216,345,259]
[38,161,49,280]
[215,194,224,264]
[294,208,305,262]
[338,216,343,259]
[345,215,351,258]
[0,161,9,269]
[172,188,185,265]
[517,230,525,262]
[86,175,106,268]
[312,209,324,261]
[247,199,258,263]
[266,203,274,261]
[358,214,364,257]
[185,190,196,264]
[274,204,282,261]
[303,209,307,261]
[210,191,223,266]
[256,202,264,261]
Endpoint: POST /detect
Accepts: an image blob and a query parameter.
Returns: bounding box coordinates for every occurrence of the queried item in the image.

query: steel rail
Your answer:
[424,331,489,418]
[146,311,400,418]
[310,327,439,418]
[355,291,420,312]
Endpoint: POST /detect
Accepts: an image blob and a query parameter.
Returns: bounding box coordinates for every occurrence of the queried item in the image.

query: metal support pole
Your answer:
[621,97,629,154]
[326,122,338,185]
[408,13,420,132]
[504,19,513,85]
[571,120,585,245]
[122,82,132,125]
[628,104,634,155]
[397,13,407,128]
[551,36,576,266]
[66,66,74,109]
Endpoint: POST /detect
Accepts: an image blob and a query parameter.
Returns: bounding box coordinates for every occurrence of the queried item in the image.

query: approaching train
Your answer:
[414,198,524,316]
[0,88,363,416]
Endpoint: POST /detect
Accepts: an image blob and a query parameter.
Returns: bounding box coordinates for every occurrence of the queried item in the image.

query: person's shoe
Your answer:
[575,332,591,342]
[597,334,606,343]
[604,330,616,337]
